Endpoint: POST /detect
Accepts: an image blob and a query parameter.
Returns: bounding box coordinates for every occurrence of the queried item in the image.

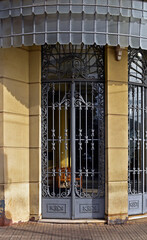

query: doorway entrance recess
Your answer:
[41,44,105,219]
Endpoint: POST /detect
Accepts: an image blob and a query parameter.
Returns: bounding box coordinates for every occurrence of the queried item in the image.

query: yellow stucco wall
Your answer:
[0,46,41,224]
[0,45,128,224]
[29,46,41,220]
[0,47,30,224]
[105,46,128,224]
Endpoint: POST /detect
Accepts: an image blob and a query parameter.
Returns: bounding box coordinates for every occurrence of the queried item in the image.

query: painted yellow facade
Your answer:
[0,46,41,224]
[29,46,41,221]
[0,45,129,224]
[105,46,128,223]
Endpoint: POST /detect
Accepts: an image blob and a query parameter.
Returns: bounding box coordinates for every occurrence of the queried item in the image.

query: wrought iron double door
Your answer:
[42,80,105,219]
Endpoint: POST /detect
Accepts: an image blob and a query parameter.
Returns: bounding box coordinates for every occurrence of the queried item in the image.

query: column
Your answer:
[105,46,128,224]
[29,46,41,220]
[0,47,30,225]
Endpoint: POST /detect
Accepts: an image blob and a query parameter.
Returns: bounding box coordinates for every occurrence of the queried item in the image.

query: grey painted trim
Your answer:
[0,13,147,49]
[0,1,147,19]
[128,194,142,215]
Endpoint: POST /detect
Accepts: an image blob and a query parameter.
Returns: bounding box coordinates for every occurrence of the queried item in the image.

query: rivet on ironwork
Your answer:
[58,136,61,143]
[137,141,140,150]
[85,136,88,143]
[85,103,88,110]
[133,168,136,175]
[137,168,140,175]
[79,143,82,150]
[65,143,68,150]
[59,169,61,177]
[91,143,94,150]
[65,101,68,110]
[91,129,95,137]
[85,169,88,177]
[65,129,68,137]
[52,169,56,177]
[51,129,55,137]
[79,169,82,177]
[91,169,95,177]
[52,143,55,150]
[79,129,82,137]
[137,130,140,138]
[59,103,61,110]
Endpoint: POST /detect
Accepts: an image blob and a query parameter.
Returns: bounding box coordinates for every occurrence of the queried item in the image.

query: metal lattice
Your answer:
[42,44,104,82]
[128,48,147,195]
[41,44,105,219]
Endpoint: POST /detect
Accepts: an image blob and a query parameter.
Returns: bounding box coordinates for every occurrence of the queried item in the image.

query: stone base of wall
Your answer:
[106,213,128,225]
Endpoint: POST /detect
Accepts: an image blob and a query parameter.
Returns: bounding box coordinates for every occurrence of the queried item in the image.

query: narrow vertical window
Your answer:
[128,48,147,215]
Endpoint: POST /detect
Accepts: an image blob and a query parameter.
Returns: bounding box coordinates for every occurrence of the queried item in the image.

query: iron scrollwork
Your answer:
[42,44,104,82]
[41,83,51,198]
[41,44,105,200]
[128,47,147,195]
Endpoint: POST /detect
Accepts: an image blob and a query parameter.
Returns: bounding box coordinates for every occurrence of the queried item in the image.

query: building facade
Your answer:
[0,1,147,225]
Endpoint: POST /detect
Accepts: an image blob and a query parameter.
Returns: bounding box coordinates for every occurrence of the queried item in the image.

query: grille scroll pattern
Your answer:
[128,48,147,195]
[41,44,105,200]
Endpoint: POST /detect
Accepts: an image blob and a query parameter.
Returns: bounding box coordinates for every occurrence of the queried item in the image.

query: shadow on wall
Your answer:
[0,48,29,112]
[0,152,12,226]
[3,77,29,111]
[0,47,41,226]
[1,47,40,111]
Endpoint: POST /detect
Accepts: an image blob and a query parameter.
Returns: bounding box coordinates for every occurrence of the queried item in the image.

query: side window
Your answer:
[128,48,147,214]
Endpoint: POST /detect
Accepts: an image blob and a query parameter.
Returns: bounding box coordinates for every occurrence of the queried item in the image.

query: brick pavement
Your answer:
[0,219,147,240]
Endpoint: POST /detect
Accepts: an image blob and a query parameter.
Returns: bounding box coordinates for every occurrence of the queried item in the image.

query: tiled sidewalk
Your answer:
[0,219,147,240]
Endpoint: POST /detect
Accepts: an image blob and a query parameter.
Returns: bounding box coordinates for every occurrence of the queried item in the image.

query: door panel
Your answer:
[42,81,105,219]
[75,198,105,219]
[42,198,71,219]
[41,44,105,219]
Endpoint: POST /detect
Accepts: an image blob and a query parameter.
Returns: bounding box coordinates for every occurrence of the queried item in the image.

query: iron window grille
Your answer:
[128,48,147,195]
[41,44,105,201]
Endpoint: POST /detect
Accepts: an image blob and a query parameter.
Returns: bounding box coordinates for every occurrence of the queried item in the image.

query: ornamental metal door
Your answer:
[41,44,105,219]
[128,48,147,215]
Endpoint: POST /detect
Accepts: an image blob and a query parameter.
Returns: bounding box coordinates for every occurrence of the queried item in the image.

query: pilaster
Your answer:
[105,46,128,224]
[29,46,41,220]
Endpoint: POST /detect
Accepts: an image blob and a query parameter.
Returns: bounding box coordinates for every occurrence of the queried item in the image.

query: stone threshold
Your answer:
[39,219,106,224]
[128,214,147,221]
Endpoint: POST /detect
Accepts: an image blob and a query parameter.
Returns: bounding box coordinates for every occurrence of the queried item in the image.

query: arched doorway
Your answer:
[128,48,147,215]
[41,44,105,219]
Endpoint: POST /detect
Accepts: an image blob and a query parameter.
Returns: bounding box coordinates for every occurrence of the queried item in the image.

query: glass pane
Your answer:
[41,44,104,81]
[75,81,104,198]
[128,49,147,195]
[42,44,105,201]
[47,83,71,197]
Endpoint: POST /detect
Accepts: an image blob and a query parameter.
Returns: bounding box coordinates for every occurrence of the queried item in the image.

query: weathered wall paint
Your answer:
[105,46,128,224]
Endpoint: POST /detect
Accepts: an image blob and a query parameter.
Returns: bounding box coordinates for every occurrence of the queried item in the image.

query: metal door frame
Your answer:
[71,82,76,219]
[41,44,105,219]
[128,48,147,215]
